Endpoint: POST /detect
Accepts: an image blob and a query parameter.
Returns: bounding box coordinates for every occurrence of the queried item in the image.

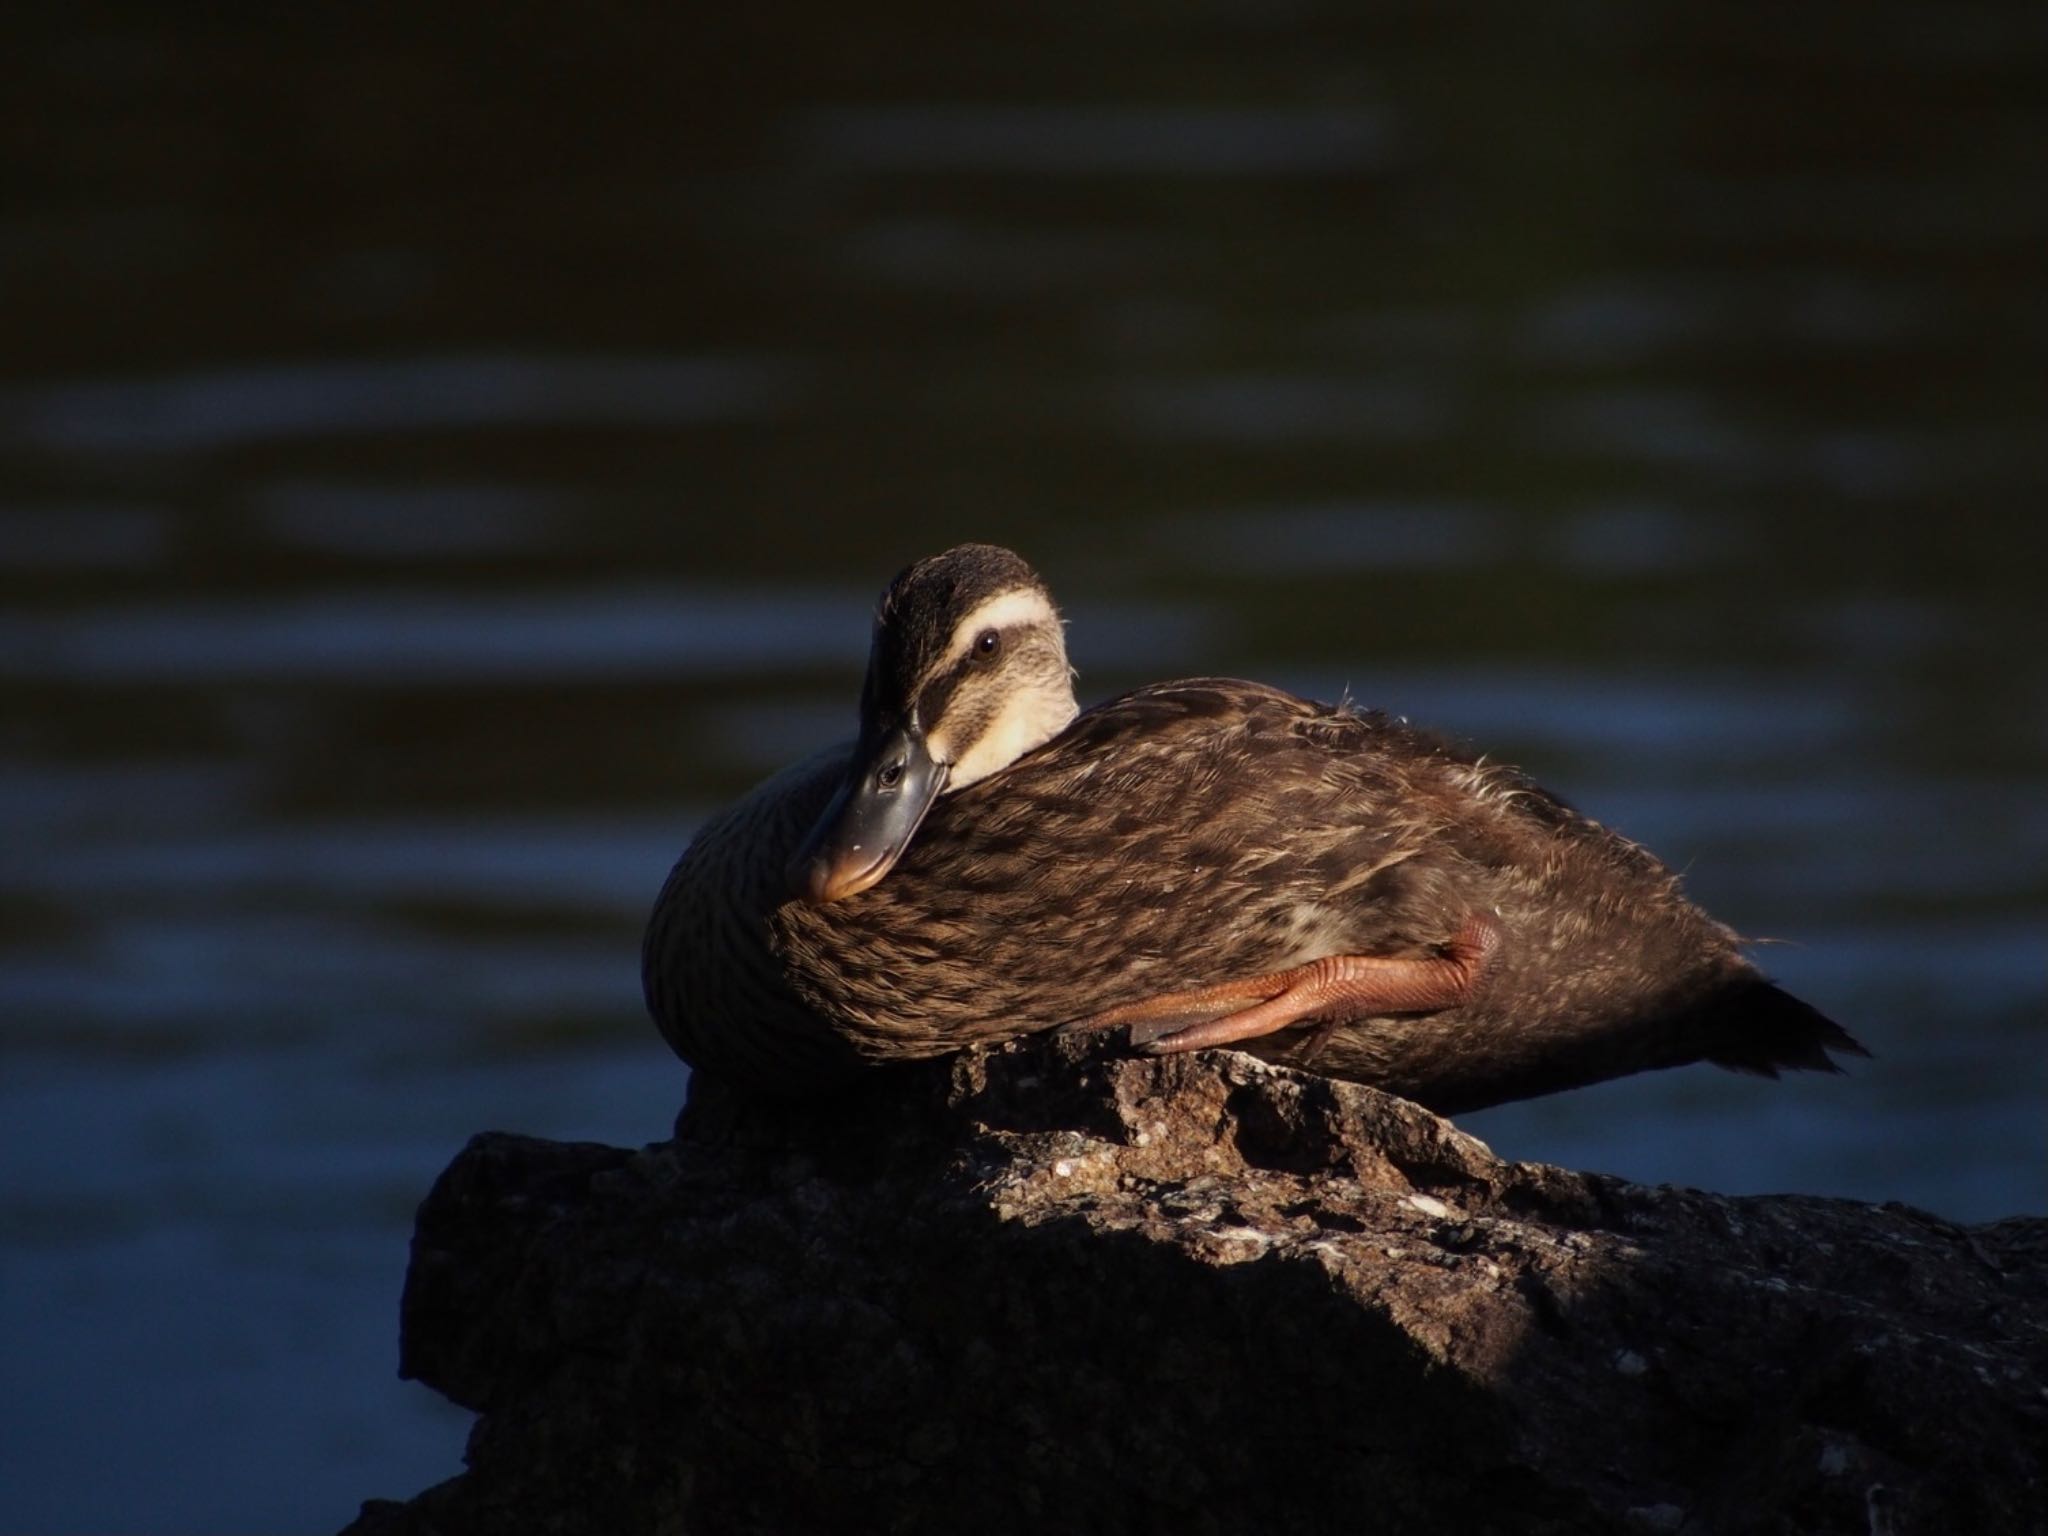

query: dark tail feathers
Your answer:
[1705,979,1871,1078]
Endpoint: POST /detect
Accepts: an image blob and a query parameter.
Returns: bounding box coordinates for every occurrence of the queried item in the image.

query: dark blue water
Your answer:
[4,7,2046,1532]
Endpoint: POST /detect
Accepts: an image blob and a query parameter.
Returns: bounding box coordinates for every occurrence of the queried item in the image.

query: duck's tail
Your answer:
[1703,979,1871,1078]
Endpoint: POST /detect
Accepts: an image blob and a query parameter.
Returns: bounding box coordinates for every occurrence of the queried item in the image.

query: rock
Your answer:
[342,1035,2048,1536]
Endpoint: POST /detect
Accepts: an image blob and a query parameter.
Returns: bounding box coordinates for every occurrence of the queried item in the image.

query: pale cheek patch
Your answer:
[944,685,1078,788]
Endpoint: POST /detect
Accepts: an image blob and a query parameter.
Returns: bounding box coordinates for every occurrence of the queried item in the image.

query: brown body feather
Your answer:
[645,678,1865,1111]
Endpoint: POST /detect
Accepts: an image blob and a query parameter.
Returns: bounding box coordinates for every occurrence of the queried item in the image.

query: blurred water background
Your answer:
[3,4,2046,1531]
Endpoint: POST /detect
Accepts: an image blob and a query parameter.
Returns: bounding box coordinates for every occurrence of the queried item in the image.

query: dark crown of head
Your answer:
[871,545,1047,678]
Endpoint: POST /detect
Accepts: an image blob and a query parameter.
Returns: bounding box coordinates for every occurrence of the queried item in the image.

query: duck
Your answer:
[644,542,1866,1112]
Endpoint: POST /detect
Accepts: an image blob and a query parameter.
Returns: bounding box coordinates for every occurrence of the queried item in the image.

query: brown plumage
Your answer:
[645,545,1866,1111]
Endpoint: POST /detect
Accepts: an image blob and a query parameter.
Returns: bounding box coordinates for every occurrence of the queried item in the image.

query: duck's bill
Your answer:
[786,728,948,903]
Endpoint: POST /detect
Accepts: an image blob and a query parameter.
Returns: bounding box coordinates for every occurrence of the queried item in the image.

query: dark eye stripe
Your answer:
[917,667,965,732]
[919,625,1026,731]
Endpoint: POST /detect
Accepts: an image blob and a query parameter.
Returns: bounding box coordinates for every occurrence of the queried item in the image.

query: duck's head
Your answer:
[788,543,1077,903]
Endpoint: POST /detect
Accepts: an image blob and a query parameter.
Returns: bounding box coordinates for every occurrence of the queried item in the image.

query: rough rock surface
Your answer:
[343,1036,2047,1536]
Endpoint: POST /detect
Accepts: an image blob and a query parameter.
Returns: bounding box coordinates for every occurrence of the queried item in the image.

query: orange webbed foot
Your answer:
[1063,912,1502,1055]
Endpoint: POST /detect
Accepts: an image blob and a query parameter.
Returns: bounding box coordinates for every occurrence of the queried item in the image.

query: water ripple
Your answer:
[804,105,1392,177]
[0,586,873,682]
[1113,372,1448,443]
[1,354,801,456]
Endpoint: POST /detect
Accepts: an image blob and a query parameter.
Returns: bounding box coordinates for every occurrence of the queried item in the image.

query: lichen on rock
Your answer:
[343,1034,2048,1536]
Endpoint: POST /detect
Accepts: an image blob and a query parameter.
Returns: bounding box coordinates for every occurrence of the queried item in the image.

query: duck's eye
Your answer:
[877,760,904,789]
[974,629,1001,660]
